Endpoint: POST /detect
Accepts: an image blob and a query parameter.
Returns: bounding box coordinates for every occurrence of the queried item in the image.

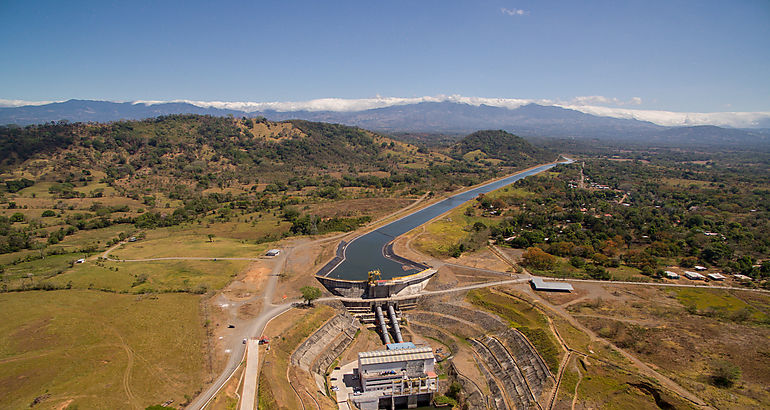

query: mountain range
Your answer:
[1,99,767,147]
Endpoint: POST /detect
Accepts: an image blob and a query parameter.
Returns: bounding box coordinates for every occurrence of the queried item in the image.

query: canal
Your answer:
[324,160,568,280]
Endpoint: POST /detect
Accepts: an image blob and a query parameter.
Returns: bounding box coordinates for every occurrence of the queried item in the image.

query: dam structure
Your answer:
[316,160,568,299]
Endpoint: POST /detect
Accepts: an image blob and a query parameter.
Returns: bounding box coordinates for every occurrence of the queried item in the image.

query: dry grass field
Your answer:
[0,290,208,409]
[564,285,770,408]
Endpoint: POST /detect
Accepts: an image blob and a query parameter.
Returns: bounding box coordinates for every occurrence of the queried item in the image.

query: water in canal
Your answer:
[325,161,568,280]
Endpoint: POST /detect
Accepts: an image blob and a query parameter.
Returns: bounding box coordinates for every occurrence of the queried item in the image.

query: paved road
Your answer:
[187,250,296,410]
[239,339,260,410]
[110,257,263,262]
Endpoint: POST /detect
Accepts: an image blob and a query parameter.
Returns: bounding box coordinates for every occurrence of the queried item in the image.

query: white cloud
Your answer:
[501,8,527,16]
[567,95,643,107]
[0,98,63,107]
[559,105,770,128]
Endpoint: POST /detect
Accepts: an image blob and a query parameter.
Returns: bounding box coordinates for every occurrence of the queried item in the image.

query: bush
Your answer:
[41,209,56,217]
[711,360,741,387]
[569,256,585,268]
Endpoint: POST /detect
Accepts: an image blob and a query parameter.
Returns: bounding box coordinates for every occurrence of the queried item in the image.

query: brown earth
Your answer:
[567,285,770,408]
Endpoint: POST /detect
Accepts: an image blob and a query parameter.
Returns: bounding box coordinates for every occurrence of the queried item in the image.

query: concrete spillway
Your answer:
[375,305,391,344]
[388,304,404,343]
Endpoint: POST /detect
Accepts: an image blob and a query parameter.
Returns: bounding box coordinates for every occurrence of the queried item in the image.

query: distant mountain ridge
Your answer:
[1,99,766,147]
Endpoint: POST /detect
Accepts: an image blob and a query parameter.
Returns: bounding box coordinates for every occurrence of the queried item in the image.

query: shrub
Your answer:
[711,360,741,388]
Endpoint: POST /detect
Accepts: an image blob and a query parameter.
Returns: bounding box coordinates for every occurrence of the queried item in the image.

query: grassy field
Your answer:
[411,202,496,257]
[0,290,208,409]
[669,288,769,323]
[51,259,250,293]
[112,231,266,260]
[466,288,562,373]
[409,183,535,257]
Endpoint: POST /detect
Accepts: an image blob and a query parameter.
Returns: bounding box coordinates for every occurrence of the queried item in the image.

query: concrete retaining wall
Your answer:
[291,313,359,372]
[483,336,534,408]
[469,339,509,410]
[498,328,552,398]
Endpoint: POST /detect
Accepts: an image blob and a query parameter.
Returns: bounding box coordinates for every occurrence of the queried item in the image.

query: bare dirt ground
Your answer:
[272,235,343,305]
[452,248,512,272]
[423,265,460,291]
[206,253,285,378]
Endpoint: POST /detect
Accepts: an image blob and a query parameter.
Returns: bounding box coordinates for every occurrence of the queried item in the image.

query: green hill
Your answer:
[452,129,554,166]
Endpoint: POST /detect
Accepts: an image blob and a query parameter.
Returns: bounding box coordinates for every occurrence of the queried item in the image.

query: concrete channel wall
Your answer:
[469,339,509,410]
[498,328,552,397]
[291,313,360,373]
[470,338,533,410]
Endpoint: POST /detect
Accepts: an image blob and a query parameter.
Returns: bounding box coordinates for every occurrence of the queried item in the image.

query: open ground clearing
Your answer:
[554,283,770,408]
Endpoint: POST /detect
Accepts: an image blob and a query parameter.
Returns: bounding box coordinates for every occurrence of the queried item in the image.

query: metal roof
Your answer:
[530,277,574,291]
[387,342,416,350]
[359,346,434,366]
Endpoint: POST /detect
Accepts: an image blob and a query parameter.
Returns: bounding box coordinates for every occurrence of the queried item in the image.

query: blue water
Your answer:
[327,161,567,280]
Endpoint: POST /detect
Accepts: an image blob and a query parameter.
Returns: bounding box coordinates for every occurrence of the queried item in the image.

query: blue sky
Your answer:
[1,0,768,112]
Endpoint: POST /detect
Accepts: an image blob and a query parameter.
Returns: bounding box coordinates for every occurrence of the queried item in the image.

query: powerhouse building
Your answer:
[352,344,438,409]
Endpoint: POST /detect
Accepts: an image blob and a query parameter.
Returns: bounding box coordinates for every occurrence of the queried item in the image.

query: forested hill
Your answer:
[452,130,553,166]
[0,115,555,202]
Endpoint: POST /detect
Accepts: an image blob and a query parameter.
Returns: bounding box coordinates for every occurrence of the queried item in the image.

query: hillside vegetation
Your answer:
[452,129,553,166]
[0,116,553,289]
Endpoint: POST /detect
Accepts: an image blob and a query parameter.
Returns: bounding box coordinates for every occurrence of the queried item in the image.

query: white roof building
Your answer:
[707,273,726,281]
[684,271,705,280]
[664,271,679,279]
[266,249,280,256]
[530,277,574,292]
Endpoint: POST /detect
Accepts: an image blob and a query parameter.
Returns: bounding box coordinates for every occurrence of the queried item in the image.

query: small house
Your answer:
[707,273,725,281]
[733,274,752,281]
[266,249,280,257]
[694,265,707,271]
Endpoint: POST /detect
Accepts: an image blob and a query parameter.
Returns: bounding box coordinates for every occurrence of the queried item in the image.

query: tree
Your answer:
[207,234,215,242]
[522,247,556,271]
[300,286,321,306]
